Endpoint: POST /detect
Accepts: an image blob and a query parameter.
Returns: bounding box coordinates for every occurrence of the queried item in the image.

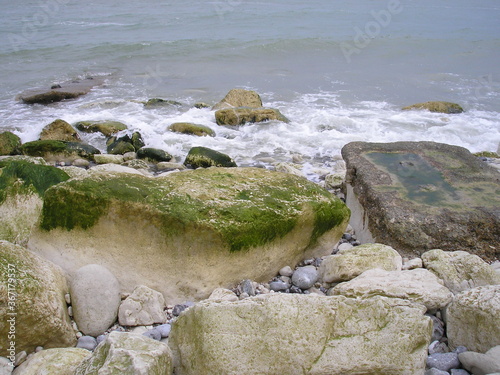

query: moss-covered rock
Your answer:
[402,101,464,114]
[137,147,172,163]
[0,160,70,244]
[212,88,263,110]
[144,98,183,108]
[215,107,290,125]
[29,167,350,303]
[184,146,236,168]
[107,132,145,154]
[474,151,499,158]
[19,140,100,163]
[168,122,215,137]
[0,131,21,155]
[40,119,81,142]
[74,120,128,137]
[0,241,76,357]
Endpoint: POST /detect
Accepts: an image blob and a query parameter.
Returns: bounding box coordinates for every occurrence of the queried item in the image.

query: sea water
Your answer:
[0,0,499,181]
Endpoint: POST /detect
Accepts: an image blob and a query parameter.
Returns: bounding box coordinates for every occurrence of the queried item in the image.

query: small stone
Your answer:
[279,266,294,277]
[289,286,302,294]
[269,281,288,292]
[156,324,171,338]
[68,306,73,317]
[429,340,450,355]
[35,347,43,353]
[76,332,83,338]
[142,329,162,341]
[337,243,353,251]
[14,351,27,367]
[208,288,238,302]
[425,369,449,375]
[77,336,98,351]
[129,326,149,336]
[403,258,423,270]
[172,302,195,317]
[65,293,71,305]
[427,352,461,372]
[454,346,467,354]
[429,315,446,342]
[343,233,352,241]
[291,266,318,290]
[123,152,136,161]
[240,279,256,296]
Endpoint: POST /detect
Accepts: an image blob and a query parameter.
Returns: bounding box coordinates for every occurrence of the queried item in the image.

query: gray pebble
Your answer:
[290,286,302,294]
[427,352,460,372]
[429,340,449,355]
[77,336,98,351]
[156,324,171,338]
[269,281,289,292]
[96,335,106,344]
[143,329,162,341]
[240,279,256,296]
[279,266,293,277]
[425,369,449,375]
[429,315,445,342]
[172,302,195,317]
[291,266,318,290]
[343,233,352,241]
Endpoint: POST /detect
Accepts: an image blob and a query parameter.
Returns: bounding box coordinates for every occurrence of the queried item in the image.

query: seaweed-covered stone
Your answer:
[137,147,172,163]
[0,160,69,244]
[19,140,100,163]
[342,141,500,260]
[11,348,90,375]
[0,131,21,156]
[144,98,182,108]
[184,146,236,168]
[74,120,128,137]
[107,132,145,154]
[0,241,76,356]
[212,88,263,110]
[28,167,350,303]
[402,101,464,114]
[168,122,215,137]
[169,294,431,375]
[40,119,81,142]
[215,107,290,126]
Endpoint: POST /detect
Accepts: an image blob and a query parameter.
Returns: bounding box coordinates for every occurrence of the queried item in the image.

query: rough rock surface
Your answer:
[422,249,500,293]
[28,167,349,303]
[215,107,289,126]
[74,120,128,137]
[447,285,500,353]
[75,331,173,375]
[0,132,21,156]
[319,243,402,283]
[118,285,166,326]
[39,119,81,142]
[19,140,100,163]
[402,101,464,114]
[18,77,103,104]
[70,264,121,337]
[169,294,432,375]
[330,268,453,310]
[11,348,90,375]
[342,141,500,260]
[212,88,263,110]
[0,241,76,356]
[168,122,215,137]
[184,146,236,168]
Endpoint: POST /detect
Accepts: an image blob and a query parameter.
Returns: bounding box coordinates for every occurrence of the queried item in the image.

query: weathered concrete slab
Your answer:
[342,141,500,260]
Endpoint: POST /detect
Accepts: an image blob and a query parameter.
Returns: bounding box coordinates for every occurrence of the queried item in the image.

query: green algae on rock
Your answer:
[74,120,128,137]
[19,140,100,162]
[0,131,21,155]
[40,119,81,142]
[402,101,464,114]
[184,146,237,168]
[168,122,216,137]
[215,107,290,126]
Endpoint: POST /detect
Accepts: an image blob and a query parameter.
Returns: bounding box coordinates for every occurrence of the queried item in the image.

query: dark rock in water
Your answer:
[74,120,128,137]
[215,107,290,126]
[402,101,464,114]
[137,147,172,163]
[342,141,500,261]
[184,146,237,168]
[168,122,215,137]
[18,77,103,105]
[212,88,263,110]
[40,119,81,142]
[107,132,145,154]
[19,140,100,162]
[0,131,21,155]
[144,98,182,108]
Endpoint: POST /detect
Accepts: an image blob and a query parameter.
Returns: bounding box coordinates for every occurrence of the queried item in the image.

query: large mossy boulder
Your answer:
[184,146,236,168]
[402,101,464,114]
[168,122,215,137]
[19,140,100,163]
[0,160,70,244]
[0,131,21,156]
[215,107,289,126]
[28,167,350,303]
[212,88,263,110]
[169,294,432,375]
[74,120,128,137]
[342,141,500,260]
[40,119,81,142]
[0,241,76,356]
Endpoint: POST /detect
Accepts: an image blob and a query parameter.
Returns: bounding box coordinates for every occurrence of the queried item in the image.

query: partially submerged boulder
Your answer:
[215,107,289,125]
[144,98,182,108]
[212,88,263,110]
[342,141,500,260]
[169,294,432,375]
[0,241,76,356]
[184,146,236,168]
[0,132,21,156]
[168,122,215,137]
[19,140,100,163]
[28,167,350,303]
[74,120,128,137]
[39,119,81,142]
[402,101,464,114]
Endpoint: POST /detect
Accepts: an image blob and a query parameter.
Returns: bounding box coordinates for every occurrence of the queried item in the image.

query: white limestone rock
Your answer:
[118,285,166,326]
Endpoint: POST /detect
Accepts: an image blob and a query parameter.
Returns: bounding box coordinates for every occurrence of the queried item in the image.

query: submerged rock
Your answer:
[215,107,289,125]
[28,167,350,303]
[402,101,464,114]
[39,119,81,142]
[212,88,263,110]
[74,120,128,137]
[184,146,236,168]
[168,122,215,137]
[0,132,21,156]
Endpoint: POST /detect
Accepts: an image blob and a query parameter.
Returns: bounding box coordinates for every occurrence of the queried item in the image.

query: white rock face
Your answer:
[75,331,173,375]
[169,294,432,375]
[422,249,500,294]
[70,264,121,337]
[447,285,500,353]
[11,348,90,375]
[330,268,453,310]
[118,285,166,326]
[208,288,239,302]
[319,243,402,283]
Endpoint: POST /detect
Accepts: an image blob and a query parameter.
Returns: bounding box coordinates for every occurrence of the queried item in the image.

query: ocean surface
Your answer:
[1,0,499,181]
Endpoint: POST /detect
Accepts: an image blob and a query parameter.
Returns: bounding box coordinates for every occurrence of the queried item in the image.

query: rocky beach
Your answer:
[0,87,499,374]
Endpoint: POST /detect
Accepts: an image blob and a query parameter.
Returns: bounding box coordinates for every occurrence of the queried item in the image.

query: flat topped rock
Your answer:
[342,141,500,260]
[19,77,104,104]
